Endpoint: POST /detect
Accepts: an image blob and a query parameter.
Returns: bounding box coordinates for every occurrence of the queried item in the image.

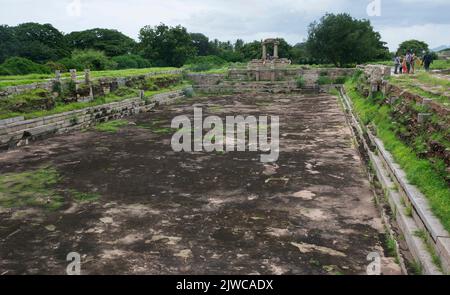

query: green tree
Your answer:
[190,33,211,56]
[66,28,137,57]
[61,49,116,71]
[234,39,244,52]
[0,57,51,75]
[239,41,262,60]
[13,23,70,63]
[0,25,17,63]
[112,54,151,69]
[306,13,389,67]
[138,24,196,67]
[397,40,429,55]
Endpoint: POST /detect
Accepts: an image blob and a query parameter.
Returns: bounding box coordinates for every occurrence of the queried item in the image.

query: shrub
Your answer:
[58,57,84,71]
[318,76,333,85]
[112,54,151,69]
[334,76,348,84]
[296,76,305,88]
[0,57,51,75]
[45,61,67,72]
[62,50,117,71]
[0,89,54,113]
[185,55,227,72]
[183,87,194,98]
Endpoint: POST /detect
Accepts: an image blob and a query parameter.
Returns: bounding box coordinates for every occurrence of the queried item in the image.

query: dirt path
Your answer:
[0,93,400,275]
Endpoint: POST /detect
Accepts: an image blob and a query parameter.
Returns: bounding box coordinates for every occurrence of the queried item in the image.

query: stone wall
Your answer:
[188,68,355,93]
[0,89,186,150]
[227,68,355,82]
[0,69,183,99]
[193,81,300,94]
[186,73,226,85]
[188,68,354,85]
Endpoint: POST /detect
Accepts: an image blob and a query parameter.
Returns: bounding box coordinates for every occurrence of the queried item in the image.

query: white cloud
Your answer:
[377,23,450,51]
[0,0,449,49]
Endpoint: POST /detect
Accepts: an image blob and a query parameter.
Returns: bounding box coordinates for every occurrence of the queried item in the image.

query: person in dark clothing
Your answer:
[422,53,433,71]
[394,55,401,74]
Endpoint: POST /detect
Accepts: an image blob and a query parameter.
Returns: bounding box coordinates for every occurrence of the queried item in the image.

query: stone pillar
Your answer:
[262,43,267,60]
[84,69,91,84]
[70,69,77,82]
[418,113,431,124]
[89,86,94,100]
[274,43,279,59]
[271,65,276,82]
[55,70,61,82]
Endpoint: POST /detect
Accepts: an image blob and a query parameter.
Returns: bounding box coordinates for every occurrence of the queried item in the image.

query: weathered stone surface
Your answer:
[0,92,399,275]
[0,116,24,126]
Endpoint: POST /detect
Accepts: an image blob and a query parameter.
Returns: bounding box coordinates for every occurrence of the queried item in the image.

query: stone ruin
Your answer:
[247,38,292,70]
[356,64,391,97]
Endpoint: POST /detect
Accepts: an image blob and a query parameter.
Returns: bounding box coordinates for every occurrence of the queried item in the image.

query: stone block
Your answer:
[0,116,25,126]
[418,113,431,124]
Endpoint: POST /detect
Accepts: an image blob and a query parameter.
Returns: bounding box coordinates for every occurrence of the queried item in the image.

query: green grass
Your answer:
[70,190,100,203]
[0,81,189,120]
[143,81,190,98]
[0,167,101,210]
[0,67,178,88]
[136,119,176,135]
[95,119,129,133]
[414,230,443,272]
[367,59,450,70]
[390,71,449,106]
[344,80,450,232]
[0,167,63,210]
[431,59,450,70]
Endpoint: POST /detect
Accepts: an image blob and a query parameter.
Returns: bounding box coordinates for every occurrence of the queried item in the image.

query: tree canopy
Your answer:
[139,24,196,67]
[0,14,410,75]
[397,40,429,55]
[306,13,389,67]
[66,28,137,57]
[3,23,70,63]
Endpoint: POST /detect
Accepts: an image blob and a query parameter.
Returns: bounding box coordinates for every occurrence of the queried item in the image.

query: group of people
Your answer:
[394,51,434,75]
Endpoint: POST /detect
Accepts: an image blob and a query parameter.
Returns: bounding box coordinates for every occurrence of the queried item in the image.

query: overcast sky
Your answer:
[1,0,449,51]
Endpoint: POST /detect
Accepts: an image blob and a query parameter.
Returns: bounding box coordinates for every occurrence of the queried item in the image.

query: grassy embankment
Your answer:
[344,76,450,232]
[389,71,450,106]
[0,73,189,120]
[0,67,178,88]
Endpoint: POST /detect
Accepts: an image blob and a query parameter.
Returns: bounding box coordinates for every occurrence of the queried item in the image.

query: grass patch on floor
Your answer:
[0,167,63,210]
[0,167,102,210]
[70,190,100,203]
[344,80,450,232]
[95,120,129,133]
[136,120,175,135]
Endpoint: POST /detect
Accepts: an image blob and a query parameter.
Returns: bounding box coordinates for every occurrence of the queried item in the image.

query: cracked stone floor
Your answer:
[0,92,401,275]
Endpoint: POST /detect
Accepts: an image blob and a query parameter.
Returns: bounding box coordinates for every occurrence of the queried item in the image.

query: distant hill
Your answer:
[432,45,450,52]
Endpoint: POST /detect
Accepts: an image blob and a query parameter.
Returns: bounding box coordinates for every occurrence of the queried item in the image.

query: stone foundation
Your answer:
[0,89,186,150]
